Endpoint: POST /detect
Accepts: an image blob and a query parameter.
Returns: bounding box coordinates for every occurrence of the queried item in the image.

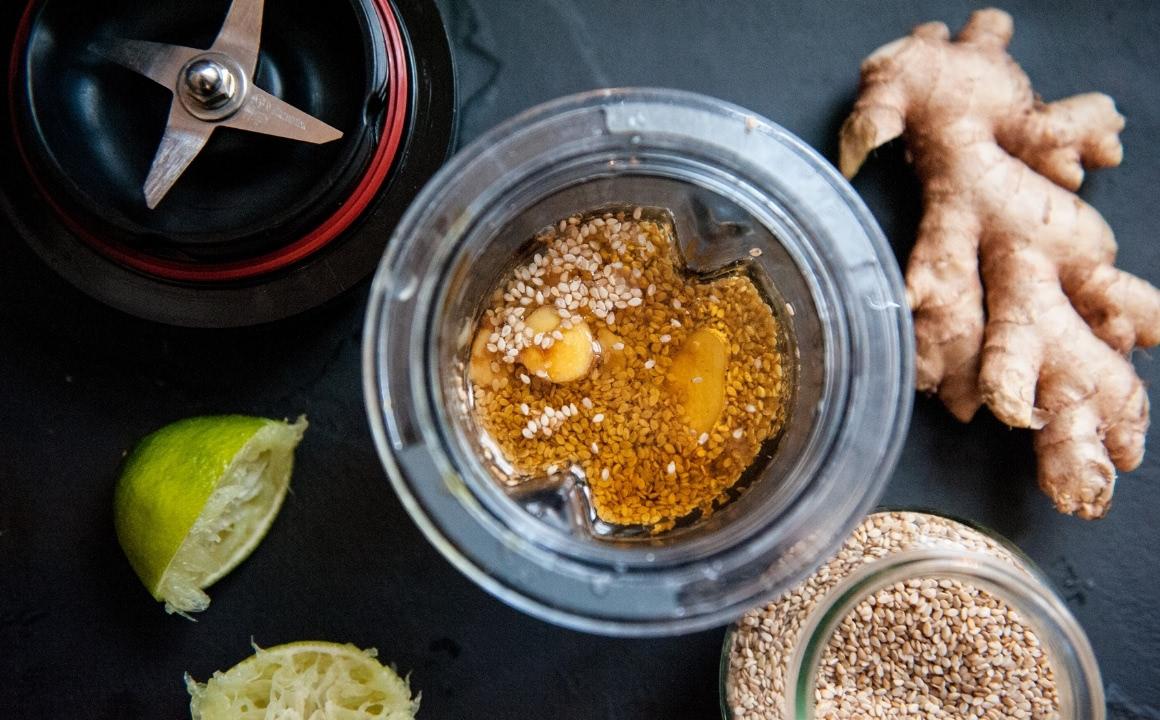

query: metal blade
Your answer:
[211,0,264,78]
[221,86,343,144]
[143,105,214,209]
[90,39,201,91]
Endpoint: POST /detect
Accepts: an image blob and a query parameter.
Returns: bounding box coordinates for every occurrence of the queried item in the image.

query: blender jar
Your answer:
[364,88,913,635]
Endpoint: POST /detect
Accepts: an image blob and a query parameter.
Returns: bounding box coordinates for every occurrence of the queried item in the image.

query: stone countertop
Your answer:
[1,1,1157,717]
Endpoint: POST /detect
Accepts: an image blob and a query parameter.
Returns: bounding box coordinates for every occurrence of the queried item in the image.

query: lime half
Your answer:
[114,415,307,615]
[187,641,418,720]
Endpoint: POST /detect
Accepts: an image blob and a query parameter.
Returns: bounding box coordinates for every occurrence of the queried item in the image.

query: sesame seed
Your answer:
[726,512,1059,720]
[666,461,676,475]
[592,413,605,423]
[691,376,703,384]
[749,247,763,257]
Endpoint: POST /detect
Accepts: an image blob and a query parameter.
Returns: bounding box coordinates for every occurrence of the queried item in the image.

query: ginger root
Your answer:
[840,8,1160,518]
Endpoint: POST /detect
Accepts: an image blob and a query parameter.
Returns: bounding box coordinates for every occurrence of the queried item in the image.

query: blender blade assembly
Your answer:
[92,0,343,209]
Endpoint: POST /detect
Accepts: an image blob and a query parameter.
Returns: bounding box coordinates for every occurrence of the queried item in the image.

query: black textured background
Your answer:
[2,1,1158,718]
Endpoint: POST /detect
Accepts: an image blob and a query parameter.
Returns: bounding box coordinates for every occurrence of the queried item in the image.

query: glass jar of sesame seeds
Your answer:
[721,510,1104,720]
[364,89,914,635]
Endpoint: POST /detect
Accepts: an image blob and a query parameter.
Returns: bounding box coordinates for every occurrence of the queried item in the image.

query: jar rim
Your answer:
[364,87,914,635]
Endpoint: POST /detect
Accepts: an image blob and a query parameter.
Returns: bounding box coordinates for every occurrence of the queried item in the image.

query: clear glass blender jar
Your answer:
[363,88,914,635]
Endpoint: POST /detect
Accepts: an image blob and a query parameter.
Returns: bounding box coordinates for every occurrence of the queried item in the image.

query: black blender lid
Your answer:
[1,0,456,326]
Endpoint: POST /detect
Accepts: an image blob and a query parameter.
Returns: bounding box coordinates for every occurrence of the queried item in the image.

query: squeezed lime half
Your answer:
[114,415,307,615]
[186,641,418,719]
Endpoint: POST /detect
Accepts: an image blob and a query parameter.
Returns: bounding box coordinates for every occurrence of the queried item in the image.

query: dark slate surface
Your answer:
[2,1,1158,718]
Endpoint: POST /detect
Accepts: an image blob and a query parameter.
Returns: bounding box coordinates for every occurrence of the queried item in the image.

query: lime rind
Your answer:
[157,417,307,615]
[187,641,418,720]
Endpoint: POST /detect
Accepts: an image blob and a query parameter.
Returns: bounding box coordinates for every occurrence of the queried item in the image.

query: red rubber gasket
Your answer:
[8,0,409,282]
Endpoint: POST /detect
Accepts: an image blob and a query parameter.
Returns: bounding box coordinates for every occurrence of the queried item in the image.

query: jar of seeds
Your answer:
[722,511,1104,720]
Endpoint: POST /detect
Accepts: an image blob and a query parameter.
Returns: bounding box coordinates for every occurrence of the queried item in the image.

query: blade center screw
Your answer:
[177,53,247,121]
[184,59,237,109]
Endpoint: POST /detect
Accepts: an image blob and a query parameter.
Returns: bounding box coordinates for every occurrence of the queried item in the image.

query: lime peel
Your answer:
[186,641,419,720]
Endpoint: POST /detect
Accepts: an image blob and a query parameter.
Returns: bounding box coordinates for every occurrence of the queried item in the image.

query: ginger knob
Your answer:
[519,306,595,383]
[666,327,728,434]
[469,327,497,386]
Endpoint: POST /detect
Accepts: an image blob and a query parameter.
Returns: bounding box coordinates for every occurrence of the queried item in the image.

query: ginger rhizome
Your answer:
[840,8,1160,518]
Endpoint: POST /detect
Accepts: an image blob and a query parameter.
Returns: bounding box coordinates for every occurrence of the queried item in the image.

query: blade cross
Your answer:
[93,0,343,208]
